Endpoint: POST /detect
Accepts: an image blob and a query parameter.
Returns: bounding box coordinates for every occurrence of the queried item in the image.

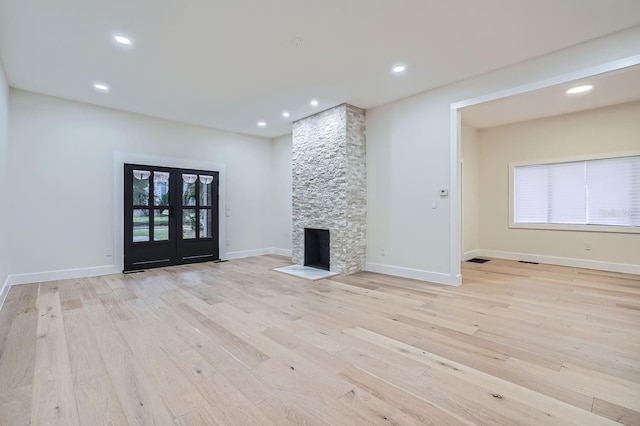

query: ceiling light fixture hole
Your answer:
[93,82,109,92]
[114,34,132,46]
[566,84,593,95]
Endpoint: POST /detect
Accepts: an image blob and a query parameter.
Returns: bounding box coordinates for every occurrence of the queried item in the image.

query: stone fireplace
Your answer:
[292,104,366,275]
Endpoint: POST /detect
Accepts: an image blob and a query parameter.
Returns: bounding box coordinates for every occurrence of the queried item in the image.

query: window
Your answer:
[511,155,640,232]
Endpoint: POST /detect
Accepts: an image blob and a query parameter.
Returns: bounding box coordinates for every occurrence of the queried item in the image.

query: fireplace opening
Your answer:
[304,228,330,271]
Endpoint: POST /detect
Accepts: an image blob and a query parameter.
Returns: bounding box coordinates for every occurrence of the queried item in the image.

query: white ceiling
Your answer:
[461,64,640,129]
[1,1,640,138]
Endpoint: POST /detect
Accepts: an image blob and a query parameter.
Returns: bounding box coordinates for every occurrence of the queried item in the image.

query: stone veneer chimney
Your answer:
[292,103,366,275]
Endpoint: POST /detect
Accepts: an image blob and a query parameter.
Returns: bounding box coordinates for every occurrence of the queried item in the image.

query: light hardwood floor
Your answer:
[0,256,639,425]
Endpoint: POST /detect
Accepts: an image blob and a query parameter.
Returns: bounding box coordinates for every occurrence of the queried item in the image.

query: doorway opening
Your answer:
[451,56,640,281]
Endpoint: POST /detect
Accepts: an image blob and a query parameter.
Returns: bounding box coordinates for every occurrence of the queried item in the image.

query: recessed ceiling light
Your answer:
[93,82,109,92]
[257,121,267,127]
[310,99,319,107]
[114,34,132,46]
[566,84,593,95]
[392,65,406,73]
[282,111,290,118]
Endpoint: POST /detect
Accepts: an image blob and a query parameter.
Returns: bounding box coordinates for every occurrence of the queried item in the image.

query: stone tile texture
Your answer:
[292,104,366,274]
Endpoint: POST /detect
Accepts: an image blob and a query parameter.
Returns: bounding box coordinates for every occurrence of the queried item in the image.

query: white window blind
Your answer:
[514,165,549,223]
[586,156,640,226]
[549,162,587,224]
[514,156,640,228]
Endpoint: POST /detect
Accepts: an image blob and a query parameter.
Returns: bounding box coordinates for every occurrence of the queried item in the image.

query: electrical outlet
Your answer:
[226,239,231,247]
[105,248,112,257]
[584,243,592,251]
[381,248,386,257]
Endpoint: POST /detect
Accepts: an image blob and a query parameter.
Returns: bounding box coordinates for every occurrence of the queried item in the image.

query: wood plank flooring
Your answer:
[0,256,639,425]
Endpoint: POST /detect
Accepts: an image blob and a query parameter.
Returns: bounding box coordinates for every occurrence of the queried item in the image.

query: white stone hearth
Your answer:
[273,265,338,281]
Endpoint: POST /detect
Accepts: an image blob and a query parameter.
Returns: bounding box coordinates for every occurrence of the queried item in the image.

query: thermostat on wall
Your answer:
[440,189,449,196]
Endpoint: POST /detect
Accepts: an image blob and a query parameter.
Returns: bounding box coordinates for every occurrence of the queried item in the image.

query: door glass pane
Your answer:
[183,209,197,239]
[133,170,150,206]
[154,172,170,206]
[133,209,150,242]
[154,209,169,241]
[199,175,213,206]
[183,174,197,206]
[199,209,213,238]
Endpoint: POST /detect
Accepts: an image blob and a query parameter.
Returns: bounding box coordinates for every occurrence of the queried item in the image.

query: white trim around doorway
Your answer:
[449,54,640,282]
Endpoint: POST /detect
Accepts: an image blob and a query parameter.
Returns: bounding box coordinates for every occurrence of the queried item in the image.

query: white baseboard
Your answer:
[2,247,291,291]
[477,249,640,275]
[271,248,293,258]
[224,247,292,260]
[224,248,274,260]
[0,275,10,312]
[8,265,121,286]
[364,262,461,286]
[463,249,482,261]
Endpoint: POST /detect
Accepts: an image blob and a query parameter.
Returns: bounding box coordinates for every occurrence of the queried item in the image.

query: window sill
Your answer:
[509,223,640,234]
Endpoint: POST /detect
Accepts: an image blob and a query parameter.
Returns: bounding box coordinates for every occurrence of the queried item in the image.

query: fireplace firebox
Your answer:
[304,228,330,271]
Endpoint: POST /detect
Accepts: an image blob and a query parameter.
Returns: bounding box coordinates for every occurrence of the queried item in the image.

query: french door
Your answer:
[124,163,219,272]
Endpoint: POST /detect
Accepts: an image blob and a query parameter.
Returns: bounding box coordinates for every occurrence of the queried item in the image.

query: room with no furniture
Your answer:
[0,1,639,425]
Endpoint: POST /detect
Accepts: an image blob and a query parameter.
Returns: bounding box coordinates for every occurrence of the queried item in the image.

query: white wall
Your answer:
[271,133,292,255]
[477,101,640,269]
[8,90,274,276]
[0,61,9,291]
[461,122,479,258]
[367,96,452,278]
[366,25,640,284]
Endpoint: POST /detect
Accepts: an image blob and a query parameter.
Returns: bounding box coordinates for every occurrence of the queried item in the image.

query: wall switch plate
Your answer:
[431,199,438,209]
[105,248,112,257]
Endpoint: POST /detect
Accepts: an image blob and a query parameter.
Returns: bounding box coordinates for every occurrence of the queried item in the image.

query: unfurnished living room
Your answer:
[0,1,640,425]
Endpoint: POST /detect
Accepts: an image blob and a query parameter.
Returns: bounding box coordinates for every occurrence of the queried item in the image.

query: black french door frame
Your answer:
[124,163,219,272]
